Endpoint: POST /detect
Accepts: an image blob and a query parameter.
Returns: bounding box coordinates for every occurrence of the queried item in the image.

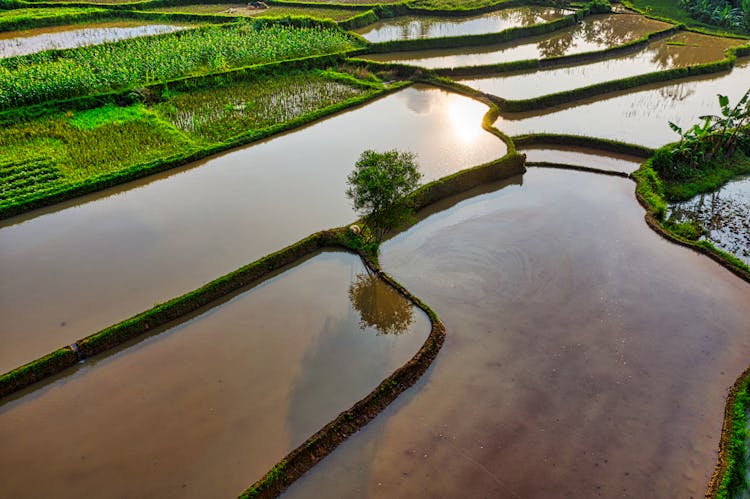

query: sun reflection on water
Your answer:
[445,95,485,143]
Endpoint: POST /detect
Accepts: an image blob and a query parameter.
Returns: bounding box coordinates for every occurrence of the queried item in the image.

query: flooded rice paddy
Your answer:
[669,175,750,264]
[496,58,750,147]
[520,145,644,173]
[353,7,567,43]
[0,85,504,373]
[459,31,743,100]
[3,8,750,498]
[284,168,750,498]
[0,22,189,58]
[0,251,429,498]
[363,14,670,69]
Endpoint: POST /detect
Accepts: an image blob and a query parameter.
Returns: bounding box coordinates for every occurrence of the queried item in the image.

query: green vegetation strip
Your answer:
[0,18,363,110]
[623,0,750,38]
[0,56,396,220]
[525,161,631,178]
[512,133,655,157]
[0,8,234,32]
[0,7,108,32]
[708,362,750,498]
[364,12,577,53]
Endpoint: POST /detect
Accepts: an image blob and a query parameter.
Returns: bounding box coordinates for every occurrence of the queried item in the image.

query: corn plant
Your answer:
[662,89,750,178]
[0,22,361,110]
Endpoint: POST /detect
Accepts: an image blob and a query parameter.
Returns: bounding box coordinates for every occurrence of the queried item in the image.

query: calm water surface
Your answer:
[364,14,670,69]
[284,168,750,498]
[521,145,644,173]
[495,59,750,147]
[460,31,743,100]
[0,251,429,498]
[0,22,189,58]
[0,85,503,373]
[354,7,566,43]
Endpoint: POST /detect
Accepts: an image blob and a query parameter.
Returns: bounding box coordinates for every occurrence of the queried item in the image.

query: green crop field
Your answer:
[0,21,363,110]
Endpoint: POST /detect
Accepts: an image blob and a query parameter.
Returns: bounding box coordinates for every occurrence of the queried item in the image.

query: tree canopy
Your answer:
[346,149,422,244]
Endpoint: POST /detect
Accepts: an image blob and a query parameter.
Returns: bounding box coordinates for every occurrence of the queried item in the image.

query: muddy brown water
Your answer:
[0,251,430,498]
[495,58,750,148]
[0,85,504,374]
[353,7,567,43]
[0,22,189,58]
[520,145,644,173]
[459,31,743,100]
[363,14,670,69]
[284,167,750,498]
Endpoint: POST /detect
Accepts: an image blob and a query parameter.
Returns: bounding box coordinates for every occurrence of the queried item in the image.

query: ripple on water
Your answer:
[284,167,750,498]
[0,252,430,499]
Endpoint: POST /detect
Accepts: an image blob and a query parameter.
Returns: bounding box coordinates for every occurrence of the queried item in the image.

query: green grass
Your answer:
[626,0,750,37]
[0,7,109,31]
[0,68,378,211]
[0,20,362,111]
[69,103,153,129]
[154,69,374,143]
[717,380,750,499]
[145,3,363,21]
[0,105,191,193]
[661,149,750,201]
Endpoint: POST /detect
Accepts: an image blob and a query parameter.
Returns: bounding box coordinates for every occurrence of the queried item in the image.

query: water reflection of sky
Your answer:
[365,14,669,69]
[355,7,565,43]
[495,60,750,148]
[460,32,742,100]
[0,23,187,58]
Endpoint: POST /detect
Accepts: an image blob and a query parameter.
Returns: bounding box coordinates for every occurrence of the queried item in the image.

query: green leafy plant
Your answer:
[345,149,422,246]
[661,89,750,180]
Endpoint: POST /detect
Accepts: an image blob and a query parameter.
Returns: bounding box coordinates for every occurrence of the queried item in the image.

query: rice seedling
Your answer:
[0,22,362,110]
[154,70,371,142]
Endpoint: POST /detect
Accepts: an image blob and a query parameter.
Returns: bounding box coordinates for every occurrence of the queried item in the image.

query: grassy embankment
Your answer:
[625,0,750,37]
[0,7,111,31]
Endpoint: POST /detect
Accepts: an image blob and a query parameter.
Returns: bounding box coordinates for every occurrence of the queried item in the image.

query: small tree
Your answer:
[346,149,422,245]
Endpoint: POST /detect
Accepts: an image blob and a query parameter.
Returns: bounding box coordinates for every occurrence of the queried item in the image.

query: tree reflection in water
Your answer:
[348,269,414,335]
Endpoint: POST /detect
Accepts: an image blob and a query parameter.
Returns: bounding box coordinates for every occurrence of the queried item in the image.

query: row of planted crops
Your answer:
[1,0,750,497]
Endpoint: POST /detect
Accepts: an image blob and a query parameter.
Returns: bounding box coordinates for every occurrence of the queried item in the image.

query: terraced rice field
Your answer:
[1,5,750,499]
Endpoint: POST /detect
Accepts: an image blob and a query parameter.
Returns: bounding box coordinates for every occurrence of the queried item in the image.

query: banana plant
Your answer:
[698,89,750,155]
